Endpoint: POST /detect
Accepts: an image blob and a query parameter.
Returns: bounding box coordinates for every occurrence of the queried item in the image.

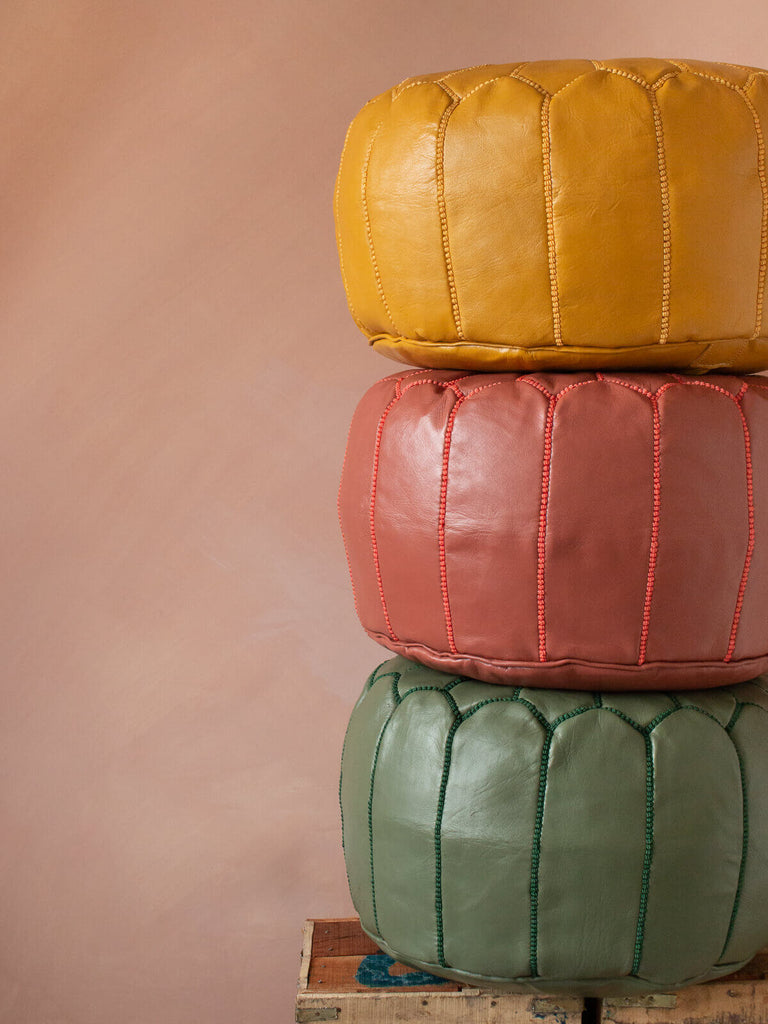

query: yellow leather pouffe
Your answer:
[335,59,768,373]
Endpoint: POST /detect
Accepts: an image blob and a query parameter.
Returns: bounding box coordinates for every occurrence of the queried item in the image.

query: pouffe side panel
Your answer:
[661,75,760,342]
[638,712,742,983]
[719,698,768,964]
[444,80,554,347]
[645,386,747,662]
[545,383,653,664]
[537,710,646,980]
[445,386,544,661]
[440,703,545,977]
[550,73,664,349]
[334,91,393,334]
[339,376,402,638]
[370,689,456,966]
[755,77,768,338]
[339,667,400,934]
[375,384,455,650]
[369,85,456,342]
[733,386,768,660]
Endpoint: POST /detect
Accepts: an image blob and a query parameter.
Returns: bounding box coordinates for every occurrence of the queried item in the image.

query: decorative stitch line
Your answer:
[638,396,661,665]
[370,397,401,642]
[631,732,655,974]
[540,95,564,346]
[367,700,401,935]
[439,395,465,655]
[537,396,556,662]
[435,86,465,341]
[435,714,462,966]
[529,729,553,977]
[719,730,749,960]
[725,394,755,661]
[650,91,672,344]
[362,125,399,335]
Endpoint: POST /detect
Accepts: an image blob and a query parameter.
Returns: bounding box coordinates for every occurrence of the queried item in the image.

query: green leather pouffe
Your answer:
[339,656,768,995]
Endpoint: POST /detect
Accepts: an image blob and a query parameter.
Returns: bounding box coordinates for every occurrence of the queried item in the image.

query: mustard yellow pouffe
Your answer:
[339,369,768,689]
[335,58,768,373]
[340,656,768,994]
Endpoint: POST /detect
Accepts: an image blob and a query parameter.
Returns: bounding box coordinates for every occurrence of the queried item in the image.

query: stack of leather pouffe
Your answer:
[333,59,768,996]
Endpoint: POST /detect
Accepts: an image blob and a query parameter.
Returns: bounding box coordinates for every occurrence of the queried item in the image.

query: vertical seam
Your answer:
[435,84,465,340]
[719,720,749,961]
[631,731,655,975]
[649,91,672,344]
[540,94,564,346]
[537,395,557,661]
[638,395,661,665]
[367,700,401,936]
[529,728,553,977]
[439,394,466,655]
[435,715,462,966]
[370,396,401,642]
[725,389,755,662]
[362,124,399,335]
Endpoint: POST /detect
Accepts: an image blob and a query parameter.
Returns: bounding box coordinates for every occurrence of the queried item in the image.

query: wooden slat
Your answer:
[602,978,768,1024]
[309,919,381,958]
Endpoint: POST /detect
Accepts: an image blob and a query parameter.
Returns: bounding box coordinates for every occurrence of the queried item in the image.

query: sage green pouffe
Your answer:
[339,656,768,995]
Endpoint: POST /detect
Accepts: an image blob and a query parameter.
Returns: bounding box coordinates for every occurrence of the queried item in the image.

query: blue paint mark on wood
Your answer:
[354,954,453,988]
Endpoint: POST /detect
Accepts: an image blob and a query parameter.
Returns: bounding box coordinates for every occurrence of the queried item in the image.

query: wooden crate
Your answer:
[295,918,585,1023]
[296,918,768,1024]
[600,947,768,1024]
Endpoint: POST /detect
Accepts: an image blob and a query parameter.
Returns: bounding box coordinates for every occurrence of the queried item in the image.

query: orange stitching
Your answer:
[362,125,398,335]
[650,91,672,344]
[726,392,755,662]
[537,395,556,662]
[335,121,366,332]
[435,86,465,340]
[370,397,401,642]
[465,380,505,397]
[439,394,465,655]
[540,95,564,346]
[638,396,661,665]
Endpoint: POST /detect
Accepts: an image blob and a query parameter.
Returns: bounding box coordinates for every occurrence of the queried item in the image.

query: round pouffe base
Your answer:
[361,925,752,996]
[340,657,768,996]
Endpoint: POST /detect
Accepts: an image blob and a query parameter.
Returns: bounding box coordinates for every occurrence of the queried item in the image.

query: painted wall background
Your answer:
[0,1,765,1021]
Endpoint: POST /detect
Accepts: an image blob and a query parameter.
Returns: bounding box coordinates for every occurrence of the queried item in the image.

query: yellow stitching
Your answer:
[650,91,672,344]
[550,68,598,97]
[439,63,496,83]
[540,94,563,346]
[456,63,529,104]
[673,61,767,339]
[509,69,551,98]
[362,124,399,335]
[590,59,602,70]
[651,71,679,91]
[392,78,441,99]
[335,120,366,332]
[593,63,653,90]
[435,87,465,339]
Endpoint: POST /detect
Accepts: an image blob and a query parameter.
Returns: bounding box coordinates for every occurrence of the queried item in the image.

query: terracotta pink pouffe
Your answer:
[338,369,768,690]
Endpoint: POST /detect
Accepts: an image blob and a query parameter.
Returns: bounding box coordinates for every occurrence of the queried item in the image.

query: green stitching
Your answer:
[669,694,682,708]
[435,715,462,967]
[719,728,749,961]
[529,728,553,977]
[398,684,461,718]
[631,732,655,975]
[368,701,400,936]
[602,706,645,732]
[727,702,744,732]
[461,694,551,730]
[593,693,603,708]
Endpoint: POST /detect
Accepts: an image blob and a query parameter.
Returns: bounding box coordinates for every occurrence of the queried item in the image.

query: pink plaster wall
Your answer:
[0,1,765,1021]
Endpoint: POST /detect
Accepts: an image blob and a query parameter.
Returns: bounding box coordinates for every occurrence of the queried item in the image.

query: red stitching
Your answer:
[370,397,400,642]
[638,395,661,665]
[725,393,755,661]
[439,394,466,655]
[537,395,556,661]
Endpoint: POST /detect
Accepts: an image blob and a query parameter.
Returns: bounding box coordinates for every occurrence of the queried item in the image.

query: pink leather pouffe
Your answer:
[339,368,768,689]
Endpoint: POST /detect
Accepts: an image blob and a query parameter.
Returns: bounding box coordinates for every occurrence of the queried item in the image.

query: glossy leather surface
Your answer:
[340,657,768,994]
[335,59,768,373]
[339,369,768,688]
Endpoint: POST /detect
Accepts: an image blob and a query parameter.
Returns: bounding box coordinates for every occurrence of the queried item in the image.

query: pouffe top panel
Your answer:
[339,369,768,689]
[340,655,768,994]
[335,58,768,373]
